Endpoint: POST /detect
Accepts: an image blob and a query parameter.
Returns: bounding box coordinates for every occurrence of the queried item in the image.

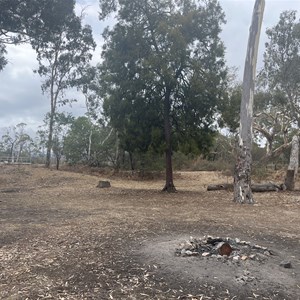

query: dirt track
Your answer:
[0,165,299,299]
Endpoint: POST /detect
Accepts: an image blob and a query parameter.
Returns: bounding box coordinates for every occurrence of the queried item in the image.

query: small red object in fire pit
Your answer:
[218,242,233,256]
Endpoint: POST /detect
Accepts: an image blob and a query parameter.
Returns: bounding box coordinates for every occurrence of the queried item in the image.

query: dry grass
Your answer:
[0,165,299,299]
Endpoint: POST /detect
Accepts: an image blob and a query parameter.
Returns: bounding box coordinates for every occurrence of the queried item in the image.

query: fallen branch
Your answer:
[207,183,286,192]
[207,184,233,191]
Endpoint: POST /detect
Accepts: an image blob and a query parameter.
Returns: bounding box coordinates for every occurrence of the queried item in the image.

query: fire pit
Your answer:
[176,235,274,263]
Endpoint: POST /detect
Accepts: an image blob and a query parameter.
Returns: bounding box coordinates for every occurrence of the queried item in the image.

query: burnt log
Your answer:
[251,184,281,192]
[207,184,233,191]
[207,183,285,192]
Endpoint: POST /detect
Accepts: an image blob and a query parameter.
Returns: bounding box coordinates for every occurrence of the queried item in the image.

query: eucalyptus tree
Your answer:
[97,0,227,191]
[32,11,96,167]
[73,65,101,161]
[52,112,74,170]
[64,116,117,167]
[260,10,300,127]
[233,0,265,204]
[0,123,32,162]
[259,10,300,189]
[221,86,294,161]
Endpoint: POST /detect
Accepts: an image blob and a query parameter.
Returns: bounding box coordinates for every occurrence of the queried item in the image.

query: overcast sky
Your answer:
[0,0,299,134]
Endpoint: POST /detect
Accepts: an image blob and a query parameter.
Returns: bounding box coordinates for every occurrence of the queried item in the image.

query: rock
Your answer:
[280,261,292,269]
[182,241,194,250]
[218,242,233,256]
[216,242,224,249]
[97,181,111,188]
[255,253,267,261]
[253,244,262,249]
[240,240,249,245]
[175,236,274,264]
[189,236,197,243]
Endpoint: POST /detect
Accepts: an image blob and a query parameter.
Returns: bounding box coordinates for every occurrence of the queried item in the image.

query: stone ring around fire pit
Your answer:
[175,235,274,263]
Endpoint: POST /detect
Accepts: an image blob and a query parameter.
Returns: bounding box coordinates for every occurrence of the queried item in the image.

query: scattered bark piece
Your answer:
[0,188,21,193]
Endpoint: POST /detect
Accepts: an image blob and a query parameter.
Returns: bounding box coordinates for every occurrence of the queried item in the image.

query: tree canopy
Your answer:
[64,117,117,166]
[31,7,96,167]
[0,0,75,70]
[260,10,300,126]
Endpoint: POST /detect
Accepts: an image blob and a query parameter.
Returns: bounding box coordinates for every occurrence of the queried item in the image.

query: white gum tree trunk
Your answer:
[234,0,265,204]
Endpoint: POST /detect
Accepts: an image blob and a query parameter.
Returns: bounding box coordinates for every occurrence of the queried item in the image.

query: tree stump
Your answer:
[97,181,111,188]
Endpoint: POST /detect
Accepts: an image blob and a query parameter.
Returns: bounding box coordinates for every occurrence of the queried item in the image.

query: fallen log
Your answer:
[251,184,283,192]
[207,184,233,191]
[207,183,286,192]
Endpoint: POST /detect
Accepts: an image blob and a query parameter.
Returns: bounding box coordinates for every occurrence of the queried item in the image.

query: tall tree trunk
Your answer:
[285,135,299,190]
[162,88,176,192]
[234,0,265,204]
[10,142,15,163]
[45,115,54,168]
[129,151,134,171]
[87,129,92,162]
[56,155,60,170]
[114,134,120,171]
[85,95,93,162]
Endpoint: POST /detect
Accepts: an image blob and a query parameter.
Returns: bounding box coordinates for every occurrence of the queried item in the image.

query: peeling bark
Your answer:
[234,0,265,204]
[285,135,299,190]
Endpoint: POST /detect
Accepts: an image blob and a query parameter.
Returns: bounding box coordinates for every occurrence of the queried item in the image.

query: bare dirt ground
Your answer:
[0,164,299,300]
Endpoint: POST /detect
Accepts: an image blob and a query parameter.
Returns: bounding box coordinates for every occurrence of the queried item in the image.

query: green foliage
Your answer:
[0,123,33,162]
[0,0,75,70]
[97,0,227,166]
[30,5,95,167]
[63,117,94,164]
[63,117,118,167]
[32,15,96,97]
[260,10,300,126]
[219,84,242,132]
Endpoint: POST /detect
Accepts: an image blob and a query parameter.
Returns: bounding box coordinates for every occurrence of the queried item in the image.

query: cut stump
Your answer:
[97,181,111,188]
